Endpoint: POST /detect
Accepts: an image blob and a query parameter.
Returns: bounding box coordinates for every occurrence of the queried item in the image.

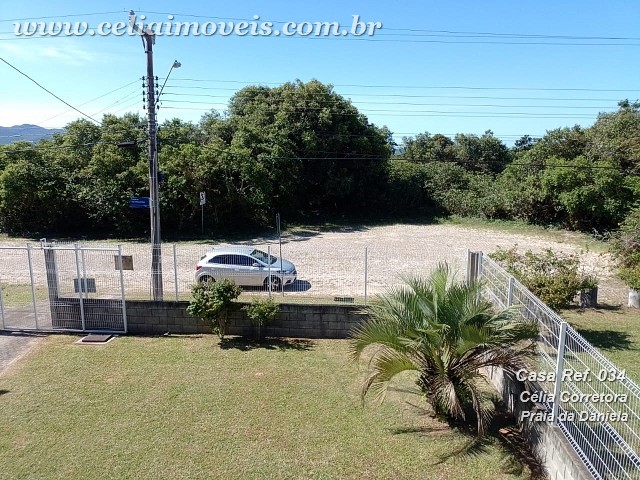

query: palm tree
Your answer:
[350,264,538,436]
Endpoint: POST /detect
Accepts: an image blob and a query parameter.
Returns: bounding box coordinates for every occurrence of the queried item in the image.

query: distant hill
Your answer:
[0,124,64,145]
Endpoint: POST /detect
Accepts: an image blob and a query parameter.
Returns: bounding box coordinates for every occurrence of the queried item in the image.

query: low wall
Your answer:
[52,298,367,338]
[486,367,593,480]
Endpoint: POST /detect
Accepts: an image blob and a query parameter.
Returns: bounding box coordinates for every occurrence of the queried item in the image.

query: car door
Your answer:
[232,254,262,286]
[207,254,233,280]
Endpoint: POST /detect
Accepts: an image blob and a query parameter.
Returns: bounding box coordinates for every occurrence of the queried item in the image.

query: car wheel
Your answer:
[199,275,215,283]
[264,276,282,291]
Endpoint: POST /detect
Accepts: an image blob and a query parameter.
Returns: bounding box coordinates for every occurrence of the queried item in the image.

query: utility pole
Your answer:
[130,10,163,300]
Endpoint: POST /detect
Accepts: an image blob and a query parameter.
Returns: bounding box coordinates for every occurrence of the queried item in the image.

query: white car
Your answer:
[195,246,297,290]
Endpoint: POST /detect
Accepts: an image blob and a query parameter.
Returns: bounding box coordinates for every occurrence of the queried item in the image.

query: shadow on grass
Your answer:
[219,336,314,352]
[390,401,546,479]
[564,303,623,313]
[241,280,312,293]
[574,329,633,351]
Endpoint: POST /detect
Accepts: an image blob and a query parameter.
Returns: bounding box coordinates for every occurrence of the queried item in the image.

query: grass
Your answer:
[0,283,48,307]
[0,335,533,480]
[561,305,640,383]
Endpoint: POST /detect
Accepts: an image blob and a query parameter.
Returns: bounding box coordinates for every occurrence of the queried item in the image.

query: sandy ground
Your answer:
[0,224,626,305]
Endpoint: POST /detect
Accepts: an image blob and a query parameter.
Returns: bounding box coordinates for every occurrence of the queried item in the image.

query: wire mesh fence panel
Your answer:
[557,326,640,479]
[477,254,640,480]
[0,244,127,333]
[0,246,47,330]
[108,234,467,305]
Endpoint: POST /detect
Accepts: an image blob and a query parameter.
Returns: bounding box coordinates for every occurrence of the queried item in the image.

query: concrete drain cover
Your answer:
[77,334,114,344]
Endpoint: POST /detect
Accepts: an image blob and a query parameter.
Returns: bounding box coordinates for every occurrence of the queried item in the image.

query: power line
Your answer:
[37,79,140,125]
[162,87,631,103]
[89,88,142,117]
[137,11,640,42]
[159,94,616,111]
[169,78,640,93]
[0,57,101,125]
[163,85,633,103]
[2,10,126,22]
[160,105,599,119]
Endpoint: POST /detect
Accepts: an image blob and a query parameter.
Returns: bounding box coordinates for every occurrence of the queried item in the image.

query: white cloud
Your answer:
[0,38,97,66]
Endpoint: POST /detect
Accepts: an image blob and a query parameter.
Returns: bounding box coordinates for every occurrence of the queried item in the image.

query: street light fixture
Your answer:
[157,60,181,110]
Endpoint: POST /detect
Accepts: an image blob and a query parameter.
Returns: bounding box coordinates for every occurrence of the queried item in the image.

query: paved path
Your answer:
[0,332,44,376]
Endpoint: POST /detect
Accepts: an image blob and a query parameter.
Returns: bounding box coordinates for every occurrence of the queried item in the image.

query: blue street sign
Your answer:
[130,197,150,209]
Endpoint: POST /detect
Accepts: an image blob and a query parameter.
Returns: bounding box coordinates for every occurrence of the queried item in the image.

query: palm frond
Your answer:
[361,350,420,404]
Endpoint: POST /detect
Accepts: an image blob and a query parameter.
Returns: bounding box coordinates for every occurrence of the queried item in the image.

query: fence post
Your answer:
[43,245,59,326]
[364,247,368,306]
[0,281,5,330]
[267,245,272,298]
[467,251,483,284]
[507,276,515,307]
[26,244,39,329]
[173,244,179,301]
[73,243,86,331]
[552,321,568,426]
[117,245,128,334]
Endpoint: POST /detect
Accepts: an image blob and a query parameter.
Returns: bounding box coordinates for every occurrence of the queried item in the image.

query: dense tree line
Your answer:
[396,101,640,233]
[0,80,638,238]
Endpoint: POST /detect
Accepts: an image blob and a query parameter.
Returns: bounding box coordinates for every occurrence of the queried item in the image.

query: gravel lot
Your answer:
[0,224,624,305]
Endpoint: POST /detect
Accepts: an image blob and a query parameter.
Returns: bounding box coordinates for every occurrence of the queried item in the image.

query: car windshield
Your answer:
[250,249,277,265]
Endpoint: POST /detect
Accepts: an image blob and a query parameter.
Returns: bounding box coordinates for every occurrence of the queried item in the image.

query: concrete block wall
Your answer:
[125,300,366,337]
[51,298,367,338]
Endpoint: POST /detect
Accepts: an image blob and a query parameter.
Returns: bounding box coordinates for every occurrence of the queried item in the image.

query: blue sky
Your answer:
[1,1,639,145]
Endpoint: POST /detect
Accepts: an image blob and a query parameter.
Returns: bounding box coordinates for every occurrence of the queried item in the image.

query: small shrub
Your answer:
[187,279,242,338]
[244,298,280,340]
[620,266,640,291]
[490,246,596,310]
[610,207,640,289]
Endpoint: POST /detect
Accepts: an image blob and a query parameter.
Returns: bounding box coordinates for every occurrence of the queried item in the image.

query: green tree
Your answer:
[0,144,69,235]
[540,156,633,231]
[73,114,148,236]
[586,101,640,174]
[400,132,455,163]
[350,265,538,436]
[384,160,437,217]
[226,79,392,219]
[450,131,511,174]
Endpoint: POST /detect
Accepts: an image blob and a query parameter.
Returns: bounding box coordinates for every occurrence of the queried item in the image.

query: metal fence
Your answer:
[0,243,127,333]
[475,252,640,480]
[111,241,463,304]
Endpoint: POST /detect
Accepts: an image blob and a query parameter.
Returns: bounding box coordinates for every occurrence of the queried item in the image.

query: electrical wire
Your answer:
[0,57,101,125]
[169,78,640,93]
[37,79,140,124]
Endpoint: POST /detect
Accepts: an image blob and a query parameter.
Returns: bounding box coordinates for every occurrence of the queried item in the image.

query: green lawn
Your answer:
[561,306,640,384]
[0,335,532,480]
[0,283,48,307]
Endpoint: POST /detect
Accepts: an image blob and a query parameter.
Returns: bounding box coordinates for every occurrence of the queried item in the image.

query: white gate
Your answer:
[0,243,127,333]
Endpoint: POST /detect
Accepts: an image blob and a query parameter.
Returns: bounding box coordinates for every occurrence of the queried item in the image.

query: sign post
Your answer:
[199,191,206,234]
